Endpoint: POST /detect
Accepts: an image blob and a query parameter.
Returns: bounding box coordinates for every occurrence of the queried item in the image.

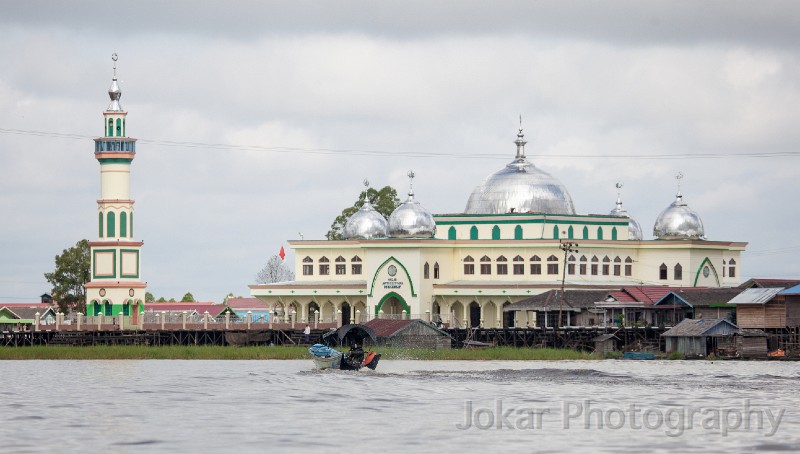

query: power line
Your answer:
[2,127,799,161]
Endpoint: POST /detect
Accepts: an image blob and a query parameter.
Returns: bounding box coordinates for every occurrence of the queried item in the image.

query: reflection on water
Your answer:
[0,360,798,452]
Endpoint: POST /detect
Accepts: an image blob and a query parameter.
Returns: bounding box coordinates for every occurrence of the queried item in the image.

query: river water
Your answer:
[1,359,798,453]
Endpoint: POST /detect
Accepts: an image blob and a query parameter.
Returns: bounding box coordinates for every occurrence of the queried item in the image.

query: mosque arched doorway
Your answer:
[307,302,320,323]
[469,302,481,327]
[450,301,464,327]
[483,301,497,328]
[341,302,351,325]
[502,302,514,328]
[377,293,409,319]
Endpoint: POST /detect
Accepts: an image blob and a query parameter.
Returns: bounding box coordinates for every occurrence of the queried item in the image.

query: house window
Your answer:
[424,262,430,279]
[602,256,610,276]
[303,265,313,275]
[319,264,330,275]
[351,264,362,275]
[659,263,668,280]
[625,257,633,276]
[434,262,440,279]
[547,255,559,275]
[336,264,346,275]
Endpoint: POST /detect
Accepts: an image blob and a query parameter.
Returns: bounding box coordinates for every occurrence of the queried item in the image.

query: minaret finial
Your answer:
[112,52,118,78]
[107,53,123,112]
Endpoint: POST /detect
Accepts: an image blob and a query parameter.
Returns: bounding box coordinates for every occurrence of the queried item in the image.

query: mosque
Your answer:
[250,127,747,328]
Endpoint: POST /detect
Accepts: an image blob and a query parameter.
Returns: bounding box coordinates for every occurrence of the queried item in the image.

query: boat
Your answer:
[623,351,656,360]
[308,344,343,370]
[309,324,382,371]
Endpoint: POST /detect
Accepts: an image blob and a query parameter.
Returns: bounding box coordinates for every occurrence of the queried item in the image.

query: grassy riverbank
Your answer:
[0,345,599,360]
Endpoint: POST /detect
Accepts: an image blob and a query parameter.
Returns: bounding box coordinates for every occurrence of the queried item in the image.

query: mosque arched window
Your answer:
[319,256,329,263]
[722,260,726,277]
[597,227,604,240]
[674,263,683,281]
[335,256,345,263]
[728,259,736,278]
[496,255,507,262]
[514,225,523,240]
[302,256,313,275]
[659,263,668,280]
[480,255,491,275]
[602,256,610,276]
[546,255,559,275]
[448,226,457,240]
[107,118,113,137]
[513,256,524,275]
[351,255,362,275]
[351,256,362,262]
[496,255,507,275]
[122,118,126,136]
[567,255,576,275]
[492,225,501,240]
[613,256,621,276]
[120,211,127,237]
[424,262,430,279]
[625,256,633,276]
[98,212,104,238]
[130,212,133,237]
[116,118,122,137]
[470,226,478,240]
[106,212,115,238]
[463,256,475,275]
[530,258,542,275]
[568,226,574,239]
[553,226,560,239]
[303,256,313,262]
[579,255,587,275]
[612,227,618,241]
[434,262,440,279]
[591,256,599,276]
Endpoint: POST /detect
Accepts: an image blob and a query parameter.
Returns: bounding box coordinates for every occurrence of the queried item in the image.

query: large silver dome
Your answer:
[653,192,705,240]
[609,183,643,240]
[343,183,388,240]
[388,171,436,238]
[465,128,575,215]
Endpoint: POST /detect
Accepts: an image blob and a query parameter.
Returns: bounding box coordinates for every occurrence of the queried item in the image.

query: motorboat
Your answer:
[308,324,381,371]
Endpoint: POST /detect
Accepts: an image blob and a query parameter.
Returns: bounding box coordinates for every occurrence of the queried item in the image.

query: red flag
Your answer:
[279,246,285,261]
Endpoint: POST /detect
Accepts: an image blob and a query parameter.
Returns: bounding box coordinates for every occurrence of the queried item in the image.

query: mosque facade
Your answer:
[250,127,746,328]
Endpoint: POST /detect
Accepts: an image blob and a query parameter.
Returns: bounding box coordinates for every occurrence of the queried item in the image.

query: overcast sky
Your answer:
[1,1,799,303]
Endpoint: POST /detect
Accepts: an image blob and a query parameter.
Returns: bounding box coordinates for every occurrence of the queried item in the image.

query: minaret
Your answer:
[85,54,146,326]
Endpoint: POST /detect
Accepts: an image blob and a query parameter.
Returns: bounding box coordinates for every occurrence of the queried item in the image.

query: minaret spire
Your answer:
[514,115,527,160]
[107,53,122,112]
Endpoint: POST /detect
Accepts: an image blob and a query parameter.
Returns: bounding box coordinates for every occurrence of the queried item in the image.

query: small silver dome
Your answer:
[388,171,436,238]
[465,128,575,215]
[609,183,643,240]
[343,181,388,240]
[653,193,705,240]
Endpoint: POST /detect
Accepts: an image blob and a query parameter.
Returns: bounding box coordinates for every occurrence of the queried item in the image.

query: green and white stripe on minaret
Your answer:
[86,53,147,322]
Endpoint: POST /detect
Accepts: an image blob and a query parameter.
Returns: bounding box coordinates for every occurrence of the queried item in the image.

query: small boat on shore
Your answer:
[623,351,656,360]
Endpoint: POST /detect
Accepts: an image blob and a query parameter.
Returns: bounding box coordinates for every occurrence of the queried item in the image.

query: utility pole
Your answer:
[558,238,579,348]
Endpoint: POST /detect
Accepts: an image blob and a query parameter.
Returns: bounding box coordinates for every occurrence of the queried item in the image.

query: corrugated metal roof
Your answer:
[662,318,739,337]
[727,288,783,305]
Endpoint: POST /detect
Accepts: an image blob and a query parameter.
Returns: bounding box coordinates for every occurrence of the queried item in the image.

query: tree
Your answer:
[145,292,155,303]
[326,185,400,240]
[157,297,167,302]
[181,292,195,302]
[255,255,295,284]
[44,239,90,314]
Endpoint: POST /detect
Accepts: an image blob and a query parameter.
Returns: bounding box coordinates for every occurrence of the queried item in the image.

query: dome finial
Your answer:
[514,116,527,160]
[407,170,415,198]
[615,181,624,210]
[675,171,684,198]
